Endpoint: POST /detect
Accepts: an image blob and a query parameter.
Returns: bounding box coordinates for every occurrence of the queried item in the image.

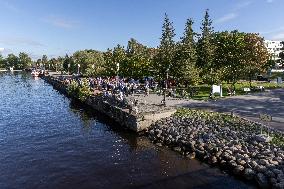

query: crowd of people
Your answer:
[62,76,158,108]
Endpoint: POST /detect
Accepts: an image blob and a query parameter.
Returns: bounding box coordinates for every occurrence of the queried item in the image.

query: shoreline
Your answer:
[42,73,284,188]
[147,108,284,189]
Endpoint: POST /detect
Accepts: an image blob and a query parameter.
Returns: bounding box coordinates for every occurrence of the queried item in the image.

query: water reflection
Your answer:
[0,72,256,189]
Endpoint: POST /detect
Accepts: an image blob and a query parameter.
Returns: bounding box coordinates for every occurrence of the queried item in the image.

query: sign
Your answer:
[243,88,251,92]
[260,114,272,122]
[277,77,283,84]
[212,85,223,97]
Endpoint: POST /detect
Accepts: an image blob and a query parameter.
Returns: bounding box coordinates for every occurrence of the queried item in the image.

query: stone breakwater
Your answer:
[147,109,284,189]
[43,75,176,132]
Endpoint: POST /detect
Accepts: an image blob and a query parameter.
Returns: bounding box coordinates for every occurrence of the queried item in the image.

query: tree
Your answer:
[174,18,200,86]
[153,13,176,81]
[280,41,284,64]
[42,55,48,69]
[124,38,152,79]
[214,30,246,90]
[0,54,4,68]
[196,9,220,85]
[6,54,19,69]
[103,48,116,76]
[18,52,32,69]
[73,49,105,76]
[243,33,269,86]
[62,54,74,73]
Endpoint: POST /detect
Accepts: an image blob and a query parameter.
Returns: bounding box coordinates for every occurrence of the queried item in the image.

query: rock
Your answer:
[185,152,196,159]
[173,146,182,152]
[256,173,270,189]
[253,134,272,143]
[259,159,269,166]
[233,165,244,175]
[270,177,277,186]
[156,142,163,147]
[209,156,218,165]
[244,168,255,180]
[275,182,284,189]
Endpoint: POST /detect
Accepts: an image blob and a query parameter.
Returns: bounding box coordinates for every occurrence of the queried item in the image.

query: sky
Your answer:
[0,0,283,60]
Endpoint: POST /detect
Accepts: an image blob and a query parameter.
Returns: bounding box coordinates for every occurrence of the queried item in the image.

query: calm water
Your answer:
[0,72,256,189]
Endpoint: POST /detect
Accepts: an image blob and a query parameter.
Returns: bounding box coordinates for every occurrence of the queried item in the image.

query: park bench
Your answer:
[243,87,251,94]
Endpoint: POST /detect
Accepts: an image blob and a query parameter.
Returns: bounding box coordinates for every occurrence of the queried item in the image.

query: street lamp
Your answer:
[116,62,120,80]
[77,64,80,75]
[162,67,169,106]
[68,63,70,75]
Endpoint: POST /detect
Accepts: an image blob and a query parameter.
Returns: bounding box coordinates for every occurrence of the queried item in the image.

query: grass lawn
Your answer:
[176,81,284,101]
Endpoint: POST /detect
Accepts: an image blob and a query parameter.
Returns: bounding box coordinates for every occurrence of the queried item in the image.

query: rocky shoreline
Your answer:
[147,108,284,189]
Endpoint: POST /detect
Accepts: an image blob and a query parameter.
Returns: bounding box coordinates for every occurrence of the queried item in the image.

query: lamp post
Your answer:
[68,63,70,75]
[162,67,169,106]
[77,64,80,75]
[116,62,120,81]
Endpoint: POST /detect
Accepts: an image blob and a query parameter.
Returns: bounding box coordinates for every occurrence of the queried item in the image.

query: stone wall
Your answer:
[43,75,176,132]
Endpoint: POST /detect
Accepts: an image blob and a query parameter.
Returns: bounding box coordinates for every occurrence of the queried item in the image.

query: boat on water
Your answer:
[31,70,39,77]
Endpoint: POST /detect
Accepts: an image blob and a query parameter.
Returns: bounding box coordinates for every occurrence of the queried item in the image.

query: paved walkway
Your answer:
[130,89,284,132]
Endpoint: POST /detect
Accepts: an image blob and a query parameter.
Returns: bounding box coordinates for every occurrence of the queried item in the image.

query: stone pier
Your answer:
[43,75,176,132]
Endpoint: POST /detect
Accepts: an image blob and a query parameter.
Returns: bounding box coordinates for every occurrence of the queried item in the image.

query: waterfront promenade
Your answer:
[129,89,284,132]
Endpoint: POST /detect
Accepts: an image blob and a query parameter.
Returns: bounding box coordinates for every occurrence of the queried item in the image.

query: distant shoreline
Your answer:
[0,70,23,72]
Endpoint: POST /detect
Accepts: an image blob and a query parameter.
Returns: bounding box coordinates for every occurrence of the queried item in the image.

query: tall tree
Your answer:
[18,52,32,69]
[73,49,105,76]
[62,54,74,73]
[174,18,200,86]
[124,38,152,79]
[153,13,176,80]
[243,33,269,87]
[0,54,4,68]
[196,9,220,85]
[214,31,246,90]
[6,54,18,69]
[42,55,48,69]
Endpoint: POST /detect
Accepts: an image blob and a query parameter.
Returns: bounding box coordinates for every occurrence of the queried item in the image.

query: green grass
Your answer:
[270,72,284,80]
[181,81,284,101]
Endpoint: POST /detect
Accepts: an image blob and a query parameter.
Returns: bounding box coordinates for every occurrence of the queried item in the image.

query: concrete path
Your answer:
[130,89,284,132]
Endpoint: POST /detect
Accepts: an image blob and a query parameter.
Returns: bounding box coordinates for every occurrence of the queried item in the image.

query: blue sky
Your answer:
[0,0,283,59]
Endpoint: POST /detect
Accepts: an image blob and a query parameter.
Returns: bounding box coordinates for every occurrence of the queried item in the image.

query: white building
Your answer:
[264,40,283,61]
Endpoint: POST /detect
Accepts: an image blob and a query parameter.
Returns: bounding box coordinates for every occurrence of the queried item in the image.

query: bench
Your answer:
[243,87,251,94]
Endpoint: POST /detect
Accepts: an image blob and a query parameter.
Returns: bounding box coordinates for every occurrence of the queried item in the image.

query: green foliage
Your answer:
[0,54,5,68]
[174,18,200,86]
[196,9,219,85]
[6,53,19,69]
[18,52,32,69]
[153,13,176,80]
[67,79,93,102]
[73,49,105,76]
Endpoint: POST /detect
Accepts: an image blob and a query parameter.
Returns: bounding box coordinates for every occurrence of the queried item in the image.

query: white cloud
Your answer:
[260,27,284,35]
[271,33,284,40]
[0,48,4,52]
[0,37,44,47]
[43,15,78,29]
[235,1,252,10]
[215,13,238,24]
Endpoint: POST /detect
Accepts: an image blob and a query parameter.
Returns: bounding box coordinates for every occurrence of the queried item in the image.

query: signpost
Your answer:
[258,113,272,141]
[212,85,223,97]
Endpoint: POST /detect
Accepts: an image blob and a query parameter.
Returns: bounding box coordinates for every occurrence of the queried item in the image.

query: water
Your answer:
[0,72,256,189]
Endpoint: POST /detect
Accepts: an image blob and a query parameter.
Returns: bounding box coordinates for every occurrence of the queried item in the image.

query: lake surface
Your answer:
[0,71,256,189]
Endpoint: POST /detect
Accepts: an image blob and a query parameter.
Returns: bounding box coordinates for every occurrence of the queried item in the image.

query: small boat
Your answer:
[9,67,14,72]
[31,70,39,77]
